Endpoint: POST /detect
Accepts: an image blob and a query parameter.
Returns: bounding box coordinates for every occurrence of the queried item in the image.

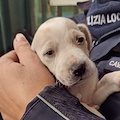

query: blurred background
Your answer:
[0,0,90,56]
[0,0,91,119]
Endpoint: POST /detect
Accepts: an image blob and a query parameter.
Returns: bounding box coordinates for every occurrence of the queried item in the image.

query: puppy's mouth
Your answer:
[56,63,95,87]
[72,69,96,87]
[67,75,84,87]
[69,63,86,86]
[69,70,93,87]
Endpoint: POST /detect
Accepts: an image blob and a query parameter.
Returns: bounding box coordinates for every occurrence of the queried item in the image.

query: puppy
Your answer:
[31,17,120,112]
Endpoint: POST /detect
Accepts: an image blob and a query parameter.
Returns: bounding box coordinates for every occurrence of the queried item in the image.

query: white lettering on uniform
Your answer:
[107,14,112,23]
[111,13,116,23]
[94,15,100,25]
[117,13,120,21]
[87,12,120,26]
[101,14,106,25]
[87,16,93,26]
[109,60,120,68]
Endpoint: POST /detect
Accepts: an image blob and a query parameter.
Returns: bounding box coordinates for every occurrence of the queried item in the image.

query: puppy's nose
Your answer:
[72,63,86,77]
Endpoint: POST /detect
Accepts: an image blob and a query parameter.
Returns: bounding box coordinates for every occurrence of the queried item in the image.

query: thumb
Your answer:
[14,33,39,65]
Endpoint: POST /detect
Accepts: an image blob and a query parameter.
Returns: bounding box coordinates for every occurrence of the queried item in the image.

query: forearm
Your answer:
[0,34,55,120]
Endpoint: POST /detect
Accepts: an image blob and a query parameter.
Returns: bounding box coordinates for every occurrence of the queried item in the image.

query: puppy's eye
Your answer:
[46,50,54,55]
[77,37,84,44]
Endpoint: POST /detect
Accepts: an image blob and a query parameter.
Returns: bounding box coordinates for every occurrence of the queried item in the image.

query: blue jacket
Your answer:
[21,84,104,120]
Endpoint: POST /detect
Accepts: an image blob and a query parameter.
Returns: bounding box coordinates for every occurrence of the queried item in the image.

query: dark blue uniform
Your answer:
[21,84,104,120]
[87,0,120,120]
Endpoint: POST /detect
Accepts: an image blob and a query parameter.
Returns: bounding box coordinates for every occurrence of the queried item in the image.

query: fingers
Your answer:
[14,33,40,66]
[0,50,19,64]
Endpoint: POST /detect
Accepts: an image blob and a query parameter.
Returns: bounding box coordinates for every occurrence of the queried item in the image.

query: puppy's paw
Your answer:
[105,71,120,92]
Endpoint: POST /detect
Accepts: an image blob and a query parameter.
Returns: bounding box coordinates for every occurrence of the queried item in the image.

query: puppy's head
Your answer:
[32,17,96,87]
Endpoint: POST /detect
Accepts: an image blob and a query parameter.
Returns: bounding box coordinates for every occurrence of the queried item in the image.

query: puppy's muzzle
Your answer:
[71,63,86,77]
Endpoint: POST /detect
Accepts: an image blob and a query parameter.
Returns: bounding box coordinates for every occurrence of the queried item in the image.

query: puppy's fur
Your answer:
[31,17,120,113]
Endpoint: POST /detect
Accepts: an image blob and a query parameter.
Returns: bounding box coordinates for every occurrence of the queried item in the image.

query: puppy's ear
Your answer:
[77,24,92,51]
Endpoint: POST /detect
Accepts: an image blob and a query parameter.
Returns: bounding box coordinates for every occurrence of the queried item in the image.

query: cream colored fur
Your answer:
[31,17,120,119]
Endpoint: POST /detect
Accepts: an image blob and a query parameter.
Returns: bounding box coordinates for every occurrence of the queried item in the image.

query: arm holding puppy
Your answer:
[0,34,55,120]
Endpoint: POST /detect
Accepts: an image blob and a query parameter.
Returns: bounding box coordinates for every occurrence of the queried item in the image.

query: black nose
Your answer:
[72,63,86,77]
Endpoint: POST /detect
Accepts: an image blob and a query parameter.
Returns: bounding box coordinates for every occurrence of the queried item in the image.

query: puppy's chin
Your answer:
[61,76,83,87]
[56,66,96,87]
[67,77,86,87]
[65,71,95,87]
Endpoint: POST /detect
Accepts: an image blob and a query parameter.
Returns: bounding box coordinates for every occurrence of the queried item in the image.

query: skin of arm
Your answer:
[0,34,55,120]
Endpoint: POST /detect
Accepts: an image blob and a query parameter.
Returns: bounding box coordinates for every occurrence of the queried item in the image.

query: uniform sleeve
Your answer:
[100,92,120,120]
[21,84,104,120]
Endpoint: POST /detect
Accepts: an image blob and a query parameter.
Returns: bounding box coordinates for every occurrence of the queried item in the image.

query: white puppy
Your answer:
[31,17,120,108]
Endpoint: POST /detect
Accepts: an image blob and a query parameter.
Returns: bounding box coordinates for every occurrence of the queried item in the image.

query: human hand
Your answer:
[0,34,55,120]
